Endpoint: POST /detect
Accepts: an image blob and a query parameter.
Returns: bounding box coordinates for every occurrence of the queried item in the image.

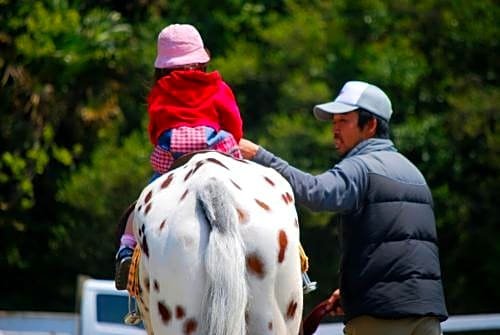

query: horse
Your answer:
[131,151,303,335]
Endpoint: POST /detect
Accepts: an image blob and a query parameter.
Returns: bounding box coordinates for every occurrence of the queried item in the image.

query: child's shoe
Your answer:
[115,246,134,290]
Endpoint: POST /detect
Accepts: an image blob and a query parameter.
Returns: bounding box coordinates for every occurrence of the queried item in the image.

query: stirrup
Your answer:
[302,272,318,294]
[124,295,142,326]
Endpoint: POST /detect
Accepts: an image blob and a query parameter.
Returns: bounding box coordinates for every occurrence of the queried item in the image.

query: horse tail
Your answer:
[197,177,247,335]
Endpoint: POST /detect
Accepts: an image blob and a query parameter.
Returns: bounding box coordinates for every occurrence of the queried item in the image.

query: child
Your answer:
[115,23,243,290]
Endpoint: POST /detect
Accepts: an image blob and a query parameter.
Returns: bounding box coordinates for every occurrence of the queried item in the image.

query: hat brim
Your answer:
[313,101,358,121]
[154,47,210,69]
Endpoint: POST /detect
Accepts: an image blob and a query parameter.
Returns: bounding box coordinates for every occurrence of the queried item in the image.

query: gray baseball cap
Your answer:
[313,81,393,121]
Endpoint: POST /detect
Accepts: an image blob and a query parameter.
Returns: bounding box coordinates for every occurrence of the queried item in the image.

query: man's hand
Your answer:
[239,138,260,160]
[302,288,344,335]
[327,289,344,316]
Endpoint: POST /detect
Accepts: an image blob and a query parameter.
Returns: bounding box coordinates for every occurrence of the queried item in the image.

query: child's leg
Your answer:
[115,208,137,290]
[115,139,168,291]
[120,213,137,249]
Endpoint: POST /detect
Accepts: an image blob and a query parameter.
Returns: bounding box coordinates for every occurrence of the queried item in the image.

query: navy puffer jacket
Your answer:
[254,138,448,322]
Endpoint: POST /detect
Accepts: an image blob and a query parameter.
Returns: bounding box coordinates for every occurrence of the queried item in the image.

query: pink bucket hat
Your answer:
[154,24,210,69]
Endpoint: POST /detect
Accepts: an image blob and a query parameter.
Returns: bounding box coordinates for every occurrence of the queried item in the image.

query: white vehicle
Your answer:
[0,277,146,335]
[78,278,145,335]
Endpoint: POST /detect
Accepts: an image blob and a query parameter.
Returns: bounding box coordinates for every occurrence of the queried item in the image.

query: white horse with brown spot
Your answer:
[132,151,303,335]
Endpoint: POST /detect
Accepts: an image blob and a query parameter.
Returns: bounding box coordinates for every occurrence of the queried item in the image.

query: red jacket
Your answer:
[147,70,243,145]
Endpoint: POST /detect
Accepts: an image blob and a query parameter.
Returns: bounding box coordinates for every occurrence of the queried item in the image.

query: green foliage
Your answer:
[58,129,150,218]
[55,129,151,268]
[258,112,334,172]
[0,0,499,317]
[0,0,145,309]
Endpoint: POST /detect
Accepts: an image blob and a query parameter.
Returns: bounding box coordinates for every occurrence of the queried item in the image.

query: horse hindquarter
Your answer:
[133,152,303,335]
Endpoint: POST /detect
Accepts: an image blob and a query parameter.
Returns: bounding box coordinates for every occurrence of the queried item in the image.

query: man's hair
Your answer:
[357,108,390,139]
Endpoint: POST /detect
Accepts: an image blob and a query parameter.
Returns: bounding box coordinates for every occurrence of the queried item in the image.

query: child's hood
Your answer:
[153,70,222,107]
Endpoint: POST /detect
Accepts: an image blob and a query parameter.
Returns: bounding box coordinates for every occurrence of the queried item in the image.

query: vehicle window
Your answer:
[96,294,144,329]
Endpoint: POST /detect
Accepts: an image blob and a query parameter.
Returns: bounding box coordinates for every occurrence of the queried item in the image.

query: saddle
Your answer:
[168,149,220,170]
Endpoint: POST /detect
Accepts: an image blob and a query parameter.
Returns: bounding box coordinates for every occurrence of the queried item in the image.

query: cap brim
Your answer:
[313,101,358,121]
[154,48,210,68]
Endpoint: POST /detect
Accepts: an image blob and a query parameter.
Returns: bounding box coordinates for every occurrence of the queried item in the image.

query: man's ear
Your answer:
[365,117,377,137]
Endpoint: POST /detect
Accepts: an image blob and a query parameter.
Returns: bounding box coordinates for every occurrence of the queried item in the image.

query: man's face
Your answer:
[331,111,373,156]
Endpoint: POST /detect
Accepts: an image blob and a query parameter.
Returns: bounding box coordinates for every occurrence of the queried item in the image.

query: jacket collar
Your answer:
[344,138,397,159]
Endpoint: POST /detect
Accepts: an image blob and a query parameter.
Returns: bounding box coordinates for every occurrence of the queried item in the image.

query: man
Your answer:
[239,81,448,335]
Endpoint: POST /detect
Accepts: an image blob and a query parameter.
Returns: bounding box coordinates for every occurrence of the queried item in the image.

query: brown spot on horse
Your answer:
[183,318,198,334]
[255,199,270,211]
[236,208,247,224]
[144,190,153,204]
[180,189,189,201]
[159,219,166,231]
[286,300,298,320]
[282,193,289,204]
[141,233,149,258]
[184,168,194,181]
[246,252,265,279]
[145,202,152,214]
[158,301,171,324]
[161,173,174,189]
[278,230,288,263]
[230,179,242,190]
[176,305,185,319]
[282,192,293,204]
[264,176,275,186]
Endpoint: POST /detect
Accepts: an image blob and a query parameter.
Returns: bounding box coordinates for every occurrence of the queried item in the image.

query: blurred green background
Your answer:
[1,0,498,318]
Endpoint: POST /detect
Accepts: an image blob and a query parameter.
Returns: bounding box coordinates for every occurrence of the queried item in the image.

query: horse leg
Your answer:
[243,226,303,335]
[140,220,207,335]
[246,274,288,334]
[275,241,303,335]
